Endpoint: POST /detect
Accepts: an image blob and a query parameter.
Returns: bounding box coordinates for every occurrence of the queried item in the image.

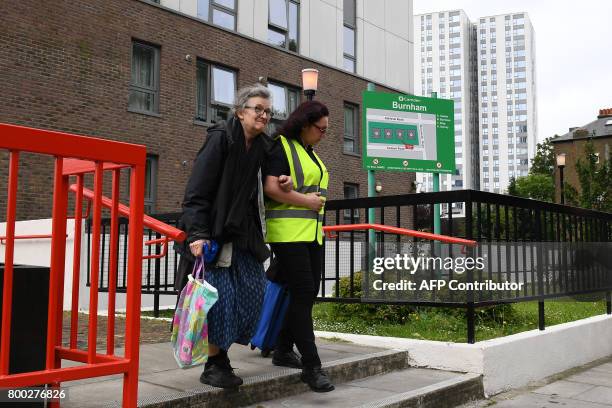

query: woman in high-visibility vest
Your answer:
[263,100,334,392]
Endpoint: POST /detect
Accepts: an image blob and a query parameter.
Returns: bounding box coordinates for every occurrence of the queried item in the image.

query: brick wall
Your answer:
[0,0,415,222]
[553,137,612,203]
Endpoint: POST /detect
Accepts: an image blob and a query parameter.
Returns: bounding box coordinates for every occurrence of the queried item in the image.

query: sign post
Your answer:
[367,83,376,246]
[431,91,441,235]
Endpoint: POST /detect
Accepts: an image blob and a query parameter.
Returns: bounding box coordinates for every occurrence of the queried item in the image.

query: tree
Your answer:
[565,140,612,212]
[529,137,555,177]
[507,176,518,196]
[507,137,555,202]
[513,173,555,202]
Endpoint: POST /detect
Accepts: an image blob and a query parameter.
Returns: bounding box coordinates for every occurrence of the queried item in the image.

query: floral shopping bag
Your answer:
[171,256,218,368]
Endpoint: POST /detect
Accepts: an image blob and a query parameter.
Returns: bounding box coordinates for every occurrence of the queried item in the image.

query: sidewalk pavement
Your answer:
[459,356,612,408]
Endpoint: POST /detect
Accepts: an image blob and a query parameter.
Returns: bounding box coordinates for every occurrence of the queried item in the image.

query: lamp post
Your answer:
[557,153,566,204]
[301,68,319,101]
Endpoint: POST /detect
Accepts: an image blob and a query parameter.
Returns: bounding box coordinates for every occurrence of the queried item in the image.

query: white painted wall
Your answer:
[316,314,612,395]
[159,0,414,92]
[0,219,178,313]
[0,219,77,311]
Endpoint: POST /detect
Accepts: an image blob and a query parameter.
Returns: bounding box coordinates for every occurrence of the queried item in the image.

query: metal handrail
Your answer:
[0,122,147,406]
[68,184,186,243]
[322,223,477,247]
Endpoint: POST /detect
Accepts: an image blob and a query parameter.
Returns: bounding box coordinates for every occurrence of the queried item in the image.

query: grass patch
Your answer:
[141,309,175,318]
[313,298,608,343]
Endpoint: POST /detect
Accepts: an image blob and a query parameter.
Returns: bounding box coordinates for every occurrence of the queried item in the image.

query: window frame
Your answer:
[267,80,301,133]
[144,154,158,214]
[129,40,161,115]
[342,0,356,72]
[268,0,300,52]
[195,59,237,124]
[197,0,237,31]
[343,102,359,155]
[343,183,360,222]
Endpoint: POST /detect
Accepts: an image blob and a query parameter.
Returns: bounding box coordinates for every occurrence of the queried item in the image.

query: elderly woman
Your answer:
[178,84,290,388]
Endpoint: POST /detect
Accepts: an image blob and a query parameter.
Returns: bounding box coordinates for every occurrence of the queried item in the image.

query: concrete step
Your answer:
[249,369,484,408]
[133,348,409,408]
[61,341,408,408]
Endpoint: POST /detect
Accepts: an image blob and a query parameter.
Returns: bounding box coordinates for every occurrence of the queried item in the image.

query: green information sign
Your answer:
[362,91,455,174]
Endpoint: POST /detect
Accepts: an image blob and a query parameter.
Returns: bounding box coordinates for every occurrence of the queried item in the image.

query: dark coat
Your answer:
[174,118,272,290]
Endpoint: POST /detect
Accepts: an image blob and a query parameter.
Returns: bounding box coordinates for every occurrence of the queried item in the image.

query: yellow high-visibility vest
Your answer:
[265,135,329,244]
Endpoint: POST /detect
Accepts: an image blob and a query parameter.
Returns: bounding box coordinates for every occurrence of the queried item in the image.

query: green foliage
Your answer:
[512,173,555,202]
[507,137,556,203]
[314,299,607,343]
[507,176,518,196]
[565,140,612,211]
[331,272,417,323]
[529,137,556,177]
[330,271,515,326]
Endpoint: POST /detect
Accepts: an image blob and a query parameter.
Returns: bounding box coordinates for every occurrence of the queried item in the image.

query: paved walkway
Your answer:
[460,356,612,408]
[61,314,612,407]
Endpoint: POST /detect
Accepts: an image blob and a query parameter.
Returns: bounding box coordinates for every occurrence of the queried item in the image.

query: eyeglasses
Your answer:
[244,105,274,119]
[312,123,328,134]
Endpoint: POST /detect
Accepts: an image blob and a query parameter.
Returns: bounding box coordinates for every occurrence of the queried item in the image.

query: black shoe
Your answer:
[200,362,243,389]
[300,366,335,392]
[272,349,303,369]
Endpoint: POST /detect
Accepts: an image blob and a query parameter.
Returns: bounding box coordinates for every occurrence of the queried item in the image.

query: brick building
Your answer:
[0,0,415,220]
[551,108,612,204]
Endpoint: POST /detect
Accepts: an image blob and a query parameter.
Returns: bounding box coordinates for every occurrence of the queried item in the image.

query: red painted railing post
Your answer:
[0,151,19,375]
[122,160,146,407]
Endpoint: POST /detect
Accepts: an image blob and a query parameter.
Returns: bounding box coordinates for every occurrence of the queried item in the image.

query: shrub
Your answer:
[330,271,516,326]
[331,272,417,323]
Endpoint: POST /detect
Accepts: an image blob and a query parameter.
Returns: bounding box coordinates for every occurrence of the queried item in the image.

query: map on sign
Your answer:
[362,91,455,174]
[366,111,437,162]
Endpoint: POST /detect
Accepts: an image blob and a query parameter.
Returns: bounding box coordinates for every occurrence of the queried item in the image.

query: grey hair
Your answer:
[232,84,272,116]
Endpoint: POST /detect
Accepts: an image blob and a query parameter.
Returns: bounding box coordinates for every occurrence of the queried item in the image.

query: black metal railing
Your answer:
[86,212,181,317]
[86,190,612,339]
[322,190,612,342]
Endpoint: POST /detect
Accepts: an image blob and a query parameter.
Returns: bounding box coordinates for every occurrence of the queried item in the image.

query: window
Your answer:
[343,183,359,221]
[343,103,359,154]
[197,0,236,30]
[268,0,299,52]
[144,155,158,214]
[267,81,300,133]
[343,0,356,72]
[129,41,160,114]
[195,60,236,123]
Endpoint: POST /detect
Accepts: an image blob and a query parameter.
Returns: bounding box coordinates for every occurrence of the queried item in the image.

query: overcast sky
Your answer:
[413,0,612,142]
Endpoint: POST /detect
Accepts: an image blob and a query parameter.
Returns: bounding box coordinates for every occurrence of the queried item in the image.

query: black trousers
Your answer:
[271,242,322,368]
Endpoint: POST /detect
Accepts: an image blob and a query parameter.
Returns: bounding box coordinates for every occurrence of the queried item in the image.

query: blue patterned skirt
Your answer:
[203,248,266,350]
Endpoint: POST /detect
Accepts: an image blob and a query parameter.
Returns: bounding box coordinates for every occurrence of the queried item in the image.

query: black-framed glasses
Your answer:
[244,105,274,119]
[312,123,328,134]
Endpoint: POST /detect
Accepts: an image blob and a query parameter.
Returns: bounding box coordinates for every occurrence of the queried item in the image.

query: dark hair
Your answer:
[273,100,329,140]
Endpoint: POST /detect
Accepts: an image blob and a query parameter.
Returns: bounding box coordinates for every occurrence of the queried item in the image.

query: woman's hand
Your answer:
[278,175,293,192]
[189,239,211,257]
[304,192,324,212]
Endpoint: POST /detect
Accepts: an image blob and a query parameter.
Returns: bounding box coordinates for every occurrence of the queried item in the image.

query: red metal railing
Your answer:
[64,178,185,354]
[323,223,477,248]
[0,123,151,407]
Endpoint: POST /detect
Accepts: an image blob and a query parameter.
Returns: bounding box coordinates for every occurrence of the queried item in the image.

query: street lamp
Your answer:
[557,153,566,204]
[375,181,382,193]
[301,68,319,101]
